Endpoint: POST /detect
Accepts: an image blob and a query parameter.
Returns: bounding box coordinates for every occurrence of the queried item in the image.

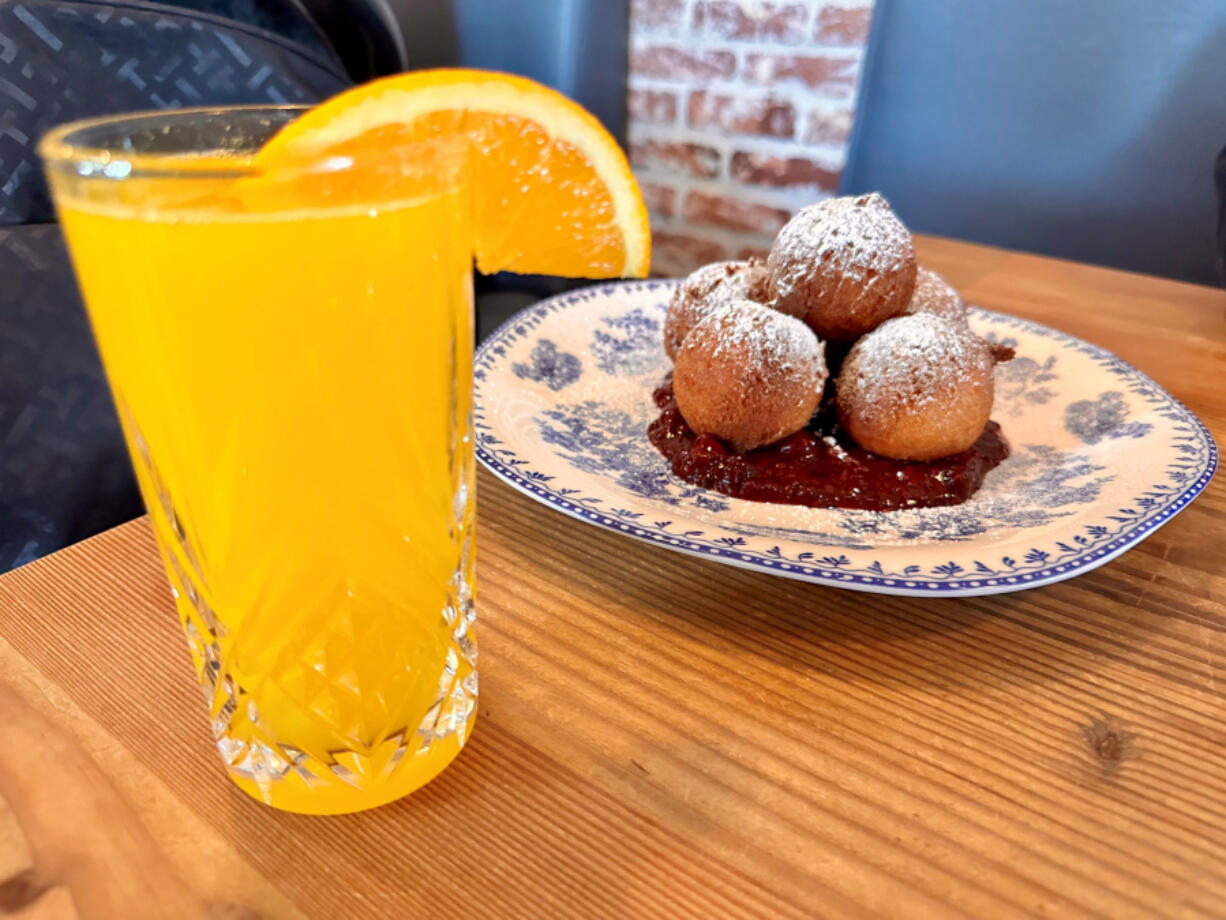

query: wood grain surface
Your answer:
[0,237,1223,919]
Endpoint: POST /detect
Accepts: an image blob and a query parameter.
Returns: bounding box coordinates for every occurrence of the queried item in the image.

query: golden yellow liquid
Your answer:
[54,171,476,813]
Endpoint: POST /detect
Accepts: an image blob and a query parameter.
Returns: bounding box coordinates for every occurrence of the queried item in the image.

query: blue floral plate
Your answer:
[474,280,1216,596]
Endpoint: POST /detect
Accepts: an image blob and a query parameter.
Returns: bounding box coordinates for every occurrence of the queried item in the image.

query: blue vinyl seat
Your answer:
[842,0,1226,286]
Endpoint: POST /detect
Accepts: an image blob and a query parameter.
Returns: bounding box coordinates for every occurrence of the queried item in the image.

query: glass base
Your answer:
[165,539,477,815]
[224,718,472,815]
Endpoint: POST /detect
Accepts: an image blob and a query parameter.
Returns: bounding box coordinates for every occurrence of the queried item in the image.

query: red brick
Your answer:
[815,5,874,46]
[693,1,807,43]
[629,139,721,178]
[761,5,809,42]
[631,0,686,30]
[630,45,737,81]
[639,181,678,218]
[683,191,792,235]
[743,53,859,95]
[652,231,730,277]
[627,89,679,125]
[730,152,841,189]
[804,107,854,145]
[688,92,795,138]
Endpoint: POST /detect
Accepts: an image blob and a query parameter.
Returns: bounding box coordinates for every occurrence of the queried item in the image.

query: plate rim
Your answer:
[474,279,1218,596]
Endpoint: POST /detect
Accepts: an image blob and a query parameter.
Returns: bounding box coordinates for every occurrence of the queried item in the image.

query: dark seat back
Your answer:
[1,0,351,226]
[1,0,355,570]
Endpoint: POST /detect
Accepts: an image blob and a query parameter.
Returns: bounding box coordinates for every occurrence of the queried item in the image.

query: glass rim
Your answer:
[38,103,463,181]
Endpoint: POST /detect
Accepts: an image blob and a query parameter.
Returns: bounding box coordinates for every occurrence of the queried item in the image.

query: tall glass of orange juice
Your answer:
[40,107,476,814]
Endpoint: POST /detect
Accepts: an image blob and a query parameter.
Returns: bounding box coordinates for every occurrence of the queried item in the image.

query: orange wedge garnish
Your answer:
[258,69,650,278]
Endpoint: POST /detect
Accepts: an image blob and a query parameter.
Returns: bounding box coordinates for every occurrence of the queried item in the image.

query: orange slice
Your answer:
[258,69,650,278]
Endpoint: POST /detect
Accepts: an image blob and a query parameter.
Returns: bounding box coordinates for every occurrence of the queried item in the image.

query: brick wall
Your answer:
[628,0,875,276]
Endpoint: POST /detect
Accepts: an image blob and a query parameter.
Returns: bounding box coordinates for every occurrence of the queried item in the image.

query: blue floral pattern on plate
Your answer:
[1064,391,1154,444]
[474,281,1217,596]
[511,339,581,391]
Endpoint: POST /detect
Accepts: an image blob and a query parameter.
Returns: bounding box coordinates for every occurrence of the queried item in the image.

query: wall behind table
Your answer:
[844,0,1226,286]
[628,0,875,276]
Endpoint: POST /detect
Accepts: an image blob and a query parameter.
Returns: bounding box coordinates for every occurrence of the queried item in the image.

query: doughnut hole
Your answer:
[901,266,968,324]
[767,192,917,342]
[836,313,995,460]
[664,259,774,360]
[674,300,827,452]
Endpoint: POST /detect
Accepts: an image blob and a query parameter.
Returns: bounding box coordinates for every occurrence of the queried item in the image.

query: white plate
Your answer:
[474,280,1216,596]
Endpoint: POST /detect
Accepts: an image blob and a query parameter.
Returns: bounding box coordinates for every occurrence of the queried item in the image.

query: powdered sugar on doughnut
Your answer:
[902,267,967,323]
[689,260,761,302]
[703,299,824,373]
[664,259,770,359]
[840,312,993,412]
[708,261,768,311]
[769,193,913,302]
[676,300,828,451]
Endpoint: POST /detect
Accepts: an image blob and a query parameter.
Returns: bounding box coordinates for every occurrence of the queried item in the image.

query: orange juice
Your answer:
[47,117,476,813]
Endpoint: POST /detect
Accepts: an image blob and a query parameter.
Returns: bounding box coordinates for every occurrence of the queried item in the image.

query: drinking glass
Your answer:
[40,107,477,814]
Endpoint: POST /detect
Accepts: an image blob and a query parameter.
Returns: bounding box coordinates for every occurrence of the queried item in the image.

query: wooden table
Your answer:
[0,237,1223,919]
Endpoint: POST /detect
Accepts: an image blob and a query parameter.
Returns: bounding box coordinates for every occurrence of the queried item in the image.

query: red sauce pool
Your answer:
[647,382,1009,511]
